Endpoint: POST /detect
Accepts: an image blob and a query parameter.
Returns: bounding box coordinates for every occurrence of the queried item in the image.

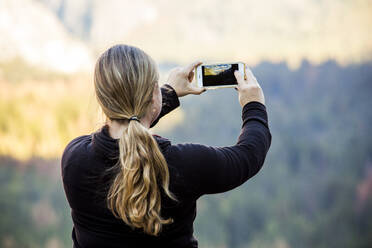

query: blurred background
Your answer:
[1,0,371,247]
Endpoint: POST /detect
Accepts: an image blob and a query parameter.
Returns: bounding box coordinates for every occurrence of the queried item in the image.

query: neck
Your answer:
[107,117,152,139]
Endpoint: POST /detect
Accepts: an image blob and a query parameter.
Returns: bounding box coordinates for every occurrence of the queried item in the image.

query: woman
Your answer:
[61,44,271,248]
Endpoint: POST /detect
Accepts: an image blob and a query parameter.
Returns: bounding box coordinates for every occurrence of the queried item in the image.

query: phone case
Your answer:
[195,62,246,89]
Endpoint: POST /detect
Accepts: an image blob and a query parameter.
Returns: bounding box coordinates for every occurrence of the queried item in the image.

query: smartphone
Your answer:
[195,62,245,89]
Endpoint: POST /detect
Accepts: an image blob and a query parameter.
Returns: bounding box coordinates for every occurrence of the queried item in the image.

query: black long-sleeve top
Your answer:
[61,84,272,248]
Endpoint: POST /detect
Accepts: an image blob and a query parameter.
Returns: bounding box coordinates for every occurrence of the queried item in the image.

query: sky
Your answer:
[1,0,371,72]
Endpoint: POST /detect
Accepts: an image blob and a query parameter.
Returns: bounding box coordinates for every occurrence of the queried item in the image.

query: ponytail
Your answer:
[106,119,177,236]
[94,44,177,235]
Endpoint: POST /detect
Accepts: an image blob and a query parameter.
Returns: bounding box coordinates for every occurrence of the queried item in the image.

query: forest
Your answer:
[0,59,371,248]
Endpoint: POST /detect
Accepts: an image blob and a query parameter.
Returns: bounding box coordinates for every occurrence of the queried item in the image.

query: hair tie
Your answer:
[129,116,140,122]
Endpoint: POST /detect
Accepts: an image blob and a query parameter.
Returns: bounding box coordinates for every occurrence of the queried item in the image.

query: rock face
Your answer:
[0,0,93,73]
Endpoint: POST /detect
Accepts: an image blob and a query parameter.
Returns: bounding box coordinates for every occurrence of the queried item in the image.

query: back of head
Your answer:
[94,44,177,236]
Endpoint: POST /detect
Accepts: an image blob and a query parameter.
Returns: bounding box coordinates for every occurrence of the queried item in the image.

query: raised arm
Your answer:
[167,66,271,199]
[150,84,180,128]
[168,101,271,198]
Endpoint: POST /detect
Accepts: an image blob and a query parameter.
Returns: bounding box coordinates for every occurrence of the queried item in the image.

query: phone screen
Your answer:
[202,63,238,87]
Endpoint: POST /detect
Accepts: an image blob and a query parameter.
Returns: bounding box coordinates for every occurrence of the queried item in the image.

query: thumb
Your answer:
[234,70,244,88]
[185,61,203,74]
[190,86,207,95]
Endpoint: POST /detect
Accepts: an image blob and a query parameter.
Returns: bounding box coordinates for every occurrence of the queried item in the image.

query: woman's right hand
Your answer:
[234,65,265,107]
[166,61,207,98]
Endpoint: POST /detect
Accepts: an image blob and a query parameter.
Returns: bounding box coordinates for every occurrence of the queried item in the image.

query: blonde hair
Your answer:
[93,44,177,236]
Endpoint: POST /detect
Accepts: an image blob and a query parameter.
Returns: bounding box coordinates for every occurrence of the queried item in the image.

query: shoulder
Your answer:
[152,135,210,161]
[166,142,220,176]
[62,134,91,158]
[152,134,173,154]
[61,134,92,174]
[167,142,218,161]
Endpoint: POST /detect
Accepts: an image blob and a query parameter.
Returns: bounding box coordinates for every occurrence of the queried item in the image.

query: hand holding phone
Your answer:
[166,61,207,97]
[234,66,265,107]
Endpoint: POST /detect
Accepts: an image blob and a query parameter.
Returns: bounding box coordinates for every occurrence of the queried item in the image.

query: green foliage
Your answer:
[0,58,70,83]
[162,60,372,248]
[0,158,72,248]
[0,60,371,247]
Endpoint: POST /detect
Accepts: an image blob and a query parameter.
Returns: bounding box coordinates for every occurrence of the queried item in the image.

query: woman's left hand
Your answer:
[166,61,207,97]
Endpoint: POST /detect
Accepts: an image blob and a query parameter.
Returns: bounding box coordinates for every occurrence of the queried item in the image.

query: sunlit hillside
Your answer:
[0,59,183,161]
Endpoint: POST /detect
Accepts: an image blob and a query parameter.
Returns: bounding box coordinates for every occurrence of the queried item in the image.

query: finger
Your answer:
[185,61,202,74]
[234,70,245,88]
[243,63,247,80]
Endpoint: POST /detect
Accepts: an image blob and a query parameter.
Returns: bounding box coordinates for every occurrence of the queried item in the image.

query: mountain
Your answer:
[2,0,371,72]
[37,0,372,67]
[0,0,93,73]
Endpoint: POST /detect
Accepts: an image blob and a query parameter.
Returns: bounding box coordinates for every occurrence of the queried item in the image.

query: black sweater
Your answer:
[61,84,272,248]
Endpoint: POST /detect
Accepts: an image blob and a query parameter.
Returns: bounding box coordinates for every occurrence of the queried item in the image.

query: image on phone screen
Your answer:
[202,64,238,87]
